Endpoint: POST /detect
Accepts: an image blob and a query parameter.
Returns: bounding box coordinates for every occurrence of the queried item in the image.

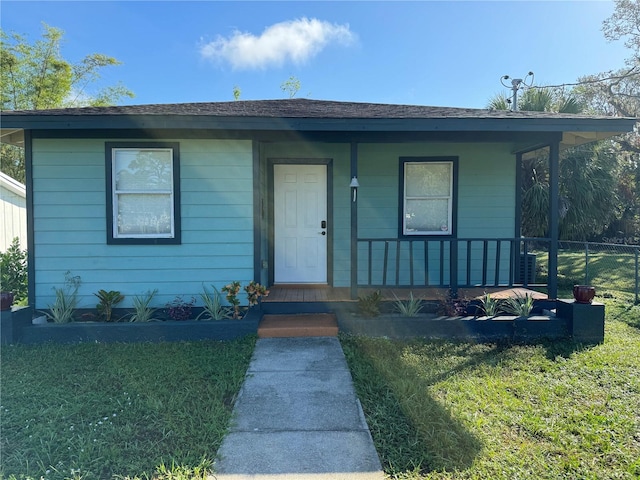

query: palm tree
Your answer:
[487,87,583,113]
[487,87,618,240]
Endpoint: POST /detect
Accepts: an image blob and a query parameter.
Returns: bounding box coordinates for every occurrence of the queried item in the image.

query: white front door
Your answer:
[274,164,327,283]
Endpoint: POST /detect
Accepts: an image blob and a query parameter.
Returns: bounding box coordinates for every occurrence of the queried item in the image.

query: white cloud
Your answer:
[200,18,356,70]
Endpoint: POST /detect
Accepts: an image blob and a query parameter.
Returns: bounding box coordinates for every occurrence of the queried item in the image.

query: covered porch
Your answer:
[345,140,563,301]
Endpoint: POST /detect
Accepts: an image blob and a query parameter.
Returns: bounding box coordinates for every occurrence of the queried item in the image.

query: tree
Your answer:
[486,92,510,111]
[487,0,640,241]
[571,0,640,239]
[280,75,301,98]
[487,88,615,240]
[487,87,582,114]
[519,143,620,240]
[0,23,134,182]
[602,0,640,58]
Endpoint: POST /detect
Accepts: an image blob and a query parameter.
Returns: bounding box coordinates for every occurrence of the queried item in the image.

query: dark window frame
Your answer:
[398,156,458,238]
[105,142,181,245]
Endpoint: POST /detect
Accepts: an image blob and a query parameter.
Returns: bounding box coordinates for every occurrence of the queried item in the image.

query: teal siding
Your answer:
[32,136,519,303]
[357,142,516,239]
[32,138,254,309]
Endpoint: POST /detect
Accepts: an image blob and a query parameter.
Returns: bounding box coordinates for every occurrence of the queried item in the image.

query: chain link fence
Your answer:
[537,241,640,302]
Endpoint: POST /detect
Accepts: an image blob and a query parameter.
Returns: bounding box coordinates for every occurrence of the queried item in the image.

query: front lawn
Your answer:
[342,295,640,479]
[3,295,638,480]
[0,337,255,479]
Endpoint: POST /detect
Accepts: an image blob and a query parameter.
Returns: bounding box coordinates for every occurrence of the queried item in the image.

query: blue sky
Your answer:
[1,1,630,108]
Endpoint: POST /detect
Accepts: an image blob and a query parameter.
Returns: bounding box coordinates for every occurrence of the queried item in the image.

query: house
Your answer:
[0,99,635,312]
[0,171,27,251]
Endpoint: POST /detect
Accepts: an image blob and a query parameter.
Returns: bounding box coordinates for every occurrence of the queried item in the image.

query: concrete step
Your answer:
[258,313,338,338]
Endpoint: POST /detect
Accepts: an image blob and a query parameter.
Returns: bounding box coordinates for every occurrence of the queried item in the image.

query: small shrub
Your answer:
[244,280,269,307]
[501,293,535,317]
[437,290,470,316]
[197,285,230,320]
[95,289,124,322]
[477,292,502,317]
[393,291,424,317]
[222,281,242,319]
[41,271,81,323]
[358,290,382,317]
[165,296,195,321]
[129,289,158,322]
[0,237,27,303]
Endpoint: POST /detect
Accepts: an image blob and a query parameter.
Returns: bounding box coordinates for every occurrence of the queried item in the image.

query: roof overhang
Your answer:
[1,111,636,153]
[0,128,25,147]
[561,130,631,147]
[0,171,26,197]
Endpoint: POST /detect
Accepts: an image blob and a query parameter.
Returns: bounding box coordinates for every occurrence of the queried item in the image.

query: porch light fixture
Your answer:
[350,176,359,202]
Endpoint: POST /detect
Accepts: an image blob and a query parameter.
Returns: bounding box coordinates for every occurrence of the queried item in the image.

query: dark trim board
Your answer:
[8,113,635,135]
[515,152,523,238]
[548,141,560,298]
[252,140,262,283]
[26,128,567,149]
[105,141,182,245]
[25,130,36,308]
[350,142,358,299]
[397,156,459,239]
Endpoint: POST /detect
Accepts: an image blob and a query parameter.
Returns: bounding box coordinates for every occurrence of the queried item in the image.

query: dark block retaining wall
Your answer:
[1,299,605,344]
[2,307,260,345]
[337,314,569,342]
[1,306,32,344]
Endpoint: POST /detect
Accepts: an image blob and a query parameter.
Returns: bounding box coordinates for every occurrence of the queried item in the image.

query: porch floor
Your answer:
[263,285,548,303]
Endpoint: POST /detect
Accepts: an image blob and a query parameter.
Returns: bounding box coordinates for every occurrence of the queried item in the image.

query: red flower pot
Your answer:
[573,285,596,304]
[0,292,14,311]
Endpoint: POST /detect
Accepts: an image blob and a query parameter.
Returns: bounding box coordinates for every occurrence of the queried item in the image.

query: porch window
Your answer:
[106,142,181,244]
[400,157,456,236]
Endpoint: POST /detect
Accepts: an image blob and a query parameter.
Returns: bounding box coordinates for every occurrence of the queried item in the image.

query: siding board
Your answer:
[0,177,27,250]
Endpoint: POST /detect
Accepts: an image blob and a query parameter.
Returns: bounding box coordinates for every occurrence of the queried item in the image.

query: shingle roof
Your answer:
[1,98,624,120]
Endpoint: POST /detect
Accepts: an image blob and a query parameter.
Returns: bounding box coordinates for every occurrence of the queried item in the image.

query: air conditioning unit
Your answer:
[517,253,537,284]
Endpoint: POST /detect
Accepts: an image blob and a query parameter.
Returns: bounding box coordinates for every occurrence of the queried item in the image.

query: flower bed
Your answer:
[3,307,261,345]
[336,310,568,342]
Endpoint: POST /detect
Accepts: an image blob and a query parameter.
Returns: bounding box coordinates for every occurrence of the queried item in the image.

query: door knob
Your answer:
[319,231,326,235]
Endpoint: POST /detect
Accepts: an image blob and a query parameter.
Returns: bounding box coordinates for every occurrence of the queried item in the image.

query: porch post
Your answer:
[513,152,523,285]
[252,140,262,284]
[350,142,358,300]
[548,141,560,299]
[450,239,458,297]
[515,152,523,238]
[25,130,36,308]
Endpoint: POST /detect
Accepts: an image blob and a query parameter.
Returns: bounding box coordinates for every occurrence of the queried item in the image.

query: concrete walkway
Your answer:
[213,337,384,480]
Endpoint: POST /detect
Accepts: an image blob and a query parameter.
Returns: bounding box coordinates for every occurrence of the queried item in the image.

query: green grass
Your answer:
[535,249,639,295]
[342,295,640,479]
[3,294,639,480]
[0,337,256,480]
